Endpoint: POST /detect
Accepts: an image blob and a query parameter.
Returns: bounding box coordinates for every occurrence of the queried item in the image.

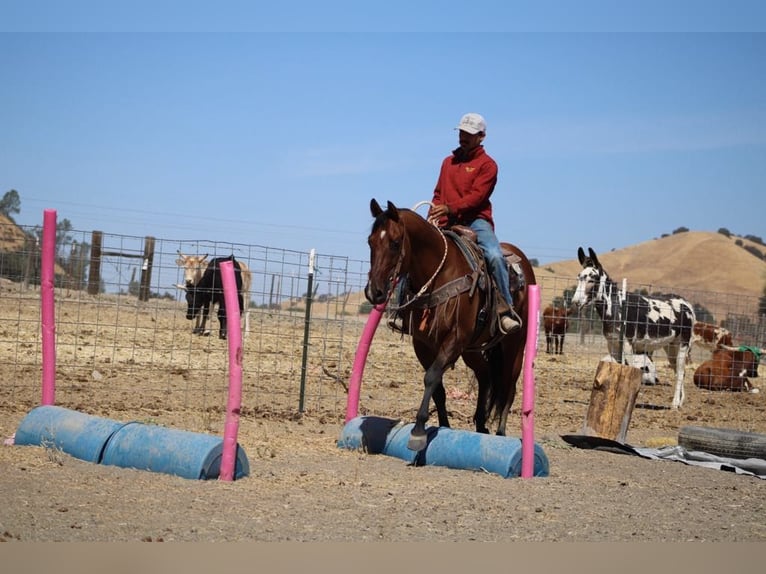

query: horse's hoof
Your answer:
[407,433,427,452]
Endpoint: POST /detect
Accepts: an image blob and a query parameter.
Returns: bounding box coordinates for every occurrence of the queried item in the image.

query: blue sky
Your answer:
[2,3,765,265]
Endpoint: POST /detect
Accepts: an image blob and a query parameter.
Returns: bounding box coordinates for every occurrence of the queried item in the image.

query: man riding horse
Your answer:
[427,112,521,335]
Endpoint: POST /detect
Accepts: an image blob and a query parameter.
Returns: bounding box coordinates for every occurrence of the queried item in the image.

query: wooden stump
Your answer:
[582,360,642,443]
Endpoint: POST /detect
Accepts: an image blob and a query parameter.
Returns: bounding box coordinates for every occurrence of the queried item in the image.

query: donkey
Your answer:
[185,256,244,340]
[571,247,696,409]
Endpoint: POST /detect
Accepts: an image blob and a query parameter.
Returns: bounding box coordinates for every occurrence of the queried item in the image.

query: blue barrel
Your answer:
[15,405,130,463]
[101,422,249,480]
[338,415,549,478]
[15,406,249,480]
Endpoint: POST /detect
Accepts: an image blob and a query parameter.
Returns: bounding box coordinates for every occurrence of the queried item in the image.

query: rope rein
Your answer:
[385,201,449,312]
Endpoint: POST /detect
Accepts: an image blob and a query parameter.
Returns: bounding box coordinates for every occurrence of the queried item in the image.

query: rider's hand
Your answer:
[428,204,450,225]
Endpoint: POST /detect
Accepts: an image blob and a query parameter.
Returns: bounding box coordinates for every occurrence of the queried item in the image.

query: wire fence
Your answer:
[1,224,764,438]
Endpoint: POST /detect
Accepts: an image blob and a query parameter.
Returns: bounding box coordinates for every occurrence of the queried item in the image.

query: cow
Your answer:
[693,347,761,393]
[687,321,734,362]
[572,247,696,409]
[184,256,244,340]
[543,304,572,355]
[177,251,252,336]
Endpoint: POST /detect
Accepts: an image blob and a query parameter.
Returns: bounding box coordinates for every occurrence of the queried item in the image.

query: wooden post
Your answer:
[87,231,102,295]
[582,360,642,443]
[138,236,155,302]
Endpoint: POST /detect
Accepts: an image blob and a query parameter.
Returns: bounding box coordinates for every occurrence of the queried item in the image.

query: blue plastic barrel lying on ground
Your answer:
[101,421,249,480]
[14,405,130,463]
[15,405,249,480]
[338,415,549,478]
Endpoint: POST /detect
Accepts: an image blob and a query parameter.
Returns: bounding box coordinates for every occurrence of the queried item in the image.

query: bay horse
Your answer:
[364,199,536,452]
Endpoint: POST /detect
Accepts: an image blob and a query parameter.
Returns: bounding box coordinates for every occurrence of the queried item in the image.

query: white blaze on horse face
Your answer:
[572,268,599,308]
[571,272,590,307]
[379,229,387,240]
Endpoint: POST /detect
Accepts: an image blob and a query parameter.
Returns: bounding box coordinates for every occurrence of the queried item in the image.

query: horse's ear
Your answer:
[577,247,586,265]
[370,198,383,217]
[588,247,600,269]
[386,200,400,222]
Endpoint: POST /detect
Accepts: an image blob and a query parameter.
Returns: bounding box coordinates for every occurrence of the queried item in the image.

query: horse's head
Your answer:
[364,199,409,305]
[571,246,606,309]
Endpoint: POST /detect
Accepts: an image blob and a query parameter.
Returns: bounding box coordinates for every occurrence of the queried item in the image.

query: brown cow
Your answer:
[693,347,760,392]
[543,305,572,355]
[692,321,733,351]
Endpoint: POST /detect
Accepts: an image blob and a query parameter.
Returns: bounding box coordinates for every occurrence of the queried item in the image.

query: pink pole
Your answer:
[344,302,387,423]
[521,284,541,478]
[40,209,57,405]
[218,260,243,481]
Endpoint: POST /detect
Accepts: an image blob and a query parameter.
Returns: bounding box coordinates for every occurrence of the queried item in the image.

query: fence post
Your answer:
[138,236,155,302]
[87,231,102,295]
[298,249,316,413]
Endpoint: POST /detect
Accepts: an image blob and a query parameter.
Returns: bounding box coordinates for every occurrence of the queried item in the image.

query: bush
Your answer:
[358,301,374,315]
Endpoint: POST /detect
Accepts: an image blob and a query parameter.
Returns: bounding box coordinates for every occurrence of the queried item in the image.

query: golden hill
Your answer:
[0,213,30,251]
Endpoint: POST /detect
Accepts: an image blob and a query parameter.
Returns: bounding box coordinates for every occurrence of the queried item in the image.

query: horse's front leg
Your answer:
[408,361,448,452]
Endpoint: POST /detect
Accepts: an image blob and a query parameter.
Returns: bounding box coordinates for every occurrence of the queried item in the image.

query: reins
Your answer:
[385,201,449,312]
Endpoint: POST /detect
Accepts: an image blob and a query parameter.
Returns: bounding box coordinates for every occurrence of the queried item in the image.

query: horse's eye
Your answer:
[389,240,400,253]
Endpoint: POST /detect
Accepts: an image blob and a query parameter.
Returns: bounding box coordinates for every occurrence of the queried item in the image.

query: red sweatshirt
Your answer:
[431,145,498,229]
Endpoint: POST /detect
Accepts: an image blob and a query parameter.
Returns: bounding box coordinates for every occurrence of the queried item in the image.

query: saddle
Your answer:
[387,224,523,347]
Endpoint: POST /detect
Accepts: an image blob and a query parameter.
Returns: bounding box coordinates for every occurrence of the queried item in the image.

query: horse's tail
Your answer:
[485,344,508,423]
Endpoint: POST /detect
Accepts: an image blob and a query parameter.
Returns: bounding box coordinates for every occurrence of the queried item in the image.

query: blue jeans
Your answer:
[469,218,514,308]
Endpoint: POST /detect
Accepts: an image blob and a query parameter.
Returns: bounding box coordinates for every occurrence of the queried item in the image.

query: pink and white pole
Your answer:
[218,260,244,481]
[520,284,541,478]
[40,209,57,406]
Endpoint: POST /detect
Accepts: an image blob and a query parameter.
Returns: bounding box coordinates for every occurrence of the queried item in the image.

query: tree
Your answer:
[0,189,21,220]
[717,228,731,238]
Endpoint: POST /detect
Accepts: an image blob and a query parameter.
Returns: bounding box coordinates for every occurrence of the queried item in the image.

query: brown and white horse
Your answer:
[571,247,696,409]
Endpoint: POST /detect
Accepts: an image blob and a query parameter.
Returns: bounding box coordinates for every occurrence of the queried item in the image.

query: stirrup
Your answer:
[499,309,522,335]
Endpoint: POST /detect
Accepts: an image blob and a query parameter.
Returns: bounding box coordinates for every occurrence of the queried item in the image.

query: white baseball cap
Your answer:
[455,113,486,134]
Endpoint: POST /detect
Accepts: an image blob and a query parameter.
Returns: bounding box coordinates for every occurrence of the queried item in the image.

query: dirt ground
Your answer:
[1,411,765,543]
[1,284,765,542]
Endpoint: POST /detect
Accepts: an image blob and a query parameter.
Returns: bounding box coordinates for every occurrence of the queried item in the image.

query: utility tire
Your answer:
[678,425,766,460]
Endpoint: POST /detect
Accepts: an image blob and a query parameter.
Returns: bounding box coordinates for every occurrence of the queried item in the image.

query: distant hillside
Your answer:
[536,231,766,319]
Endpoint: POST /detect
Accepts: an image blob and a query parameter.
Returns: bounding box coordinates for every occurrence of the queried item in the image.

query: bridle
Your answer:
[383,201,449,312]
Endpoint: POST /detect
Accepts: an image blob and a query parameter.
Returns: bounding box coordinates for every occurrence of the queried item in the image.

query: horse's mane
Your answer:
[371,206,427,233]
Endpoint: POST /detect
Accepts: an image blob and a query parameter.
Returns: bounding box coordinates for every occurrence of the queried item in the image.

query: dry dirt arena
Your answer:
[0,284,765,543]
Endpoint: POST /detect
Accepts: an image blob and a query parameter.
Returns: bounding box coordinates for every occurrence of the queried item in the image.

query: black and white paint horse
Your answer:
[185,255,244,340]
[571,247,696,409]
